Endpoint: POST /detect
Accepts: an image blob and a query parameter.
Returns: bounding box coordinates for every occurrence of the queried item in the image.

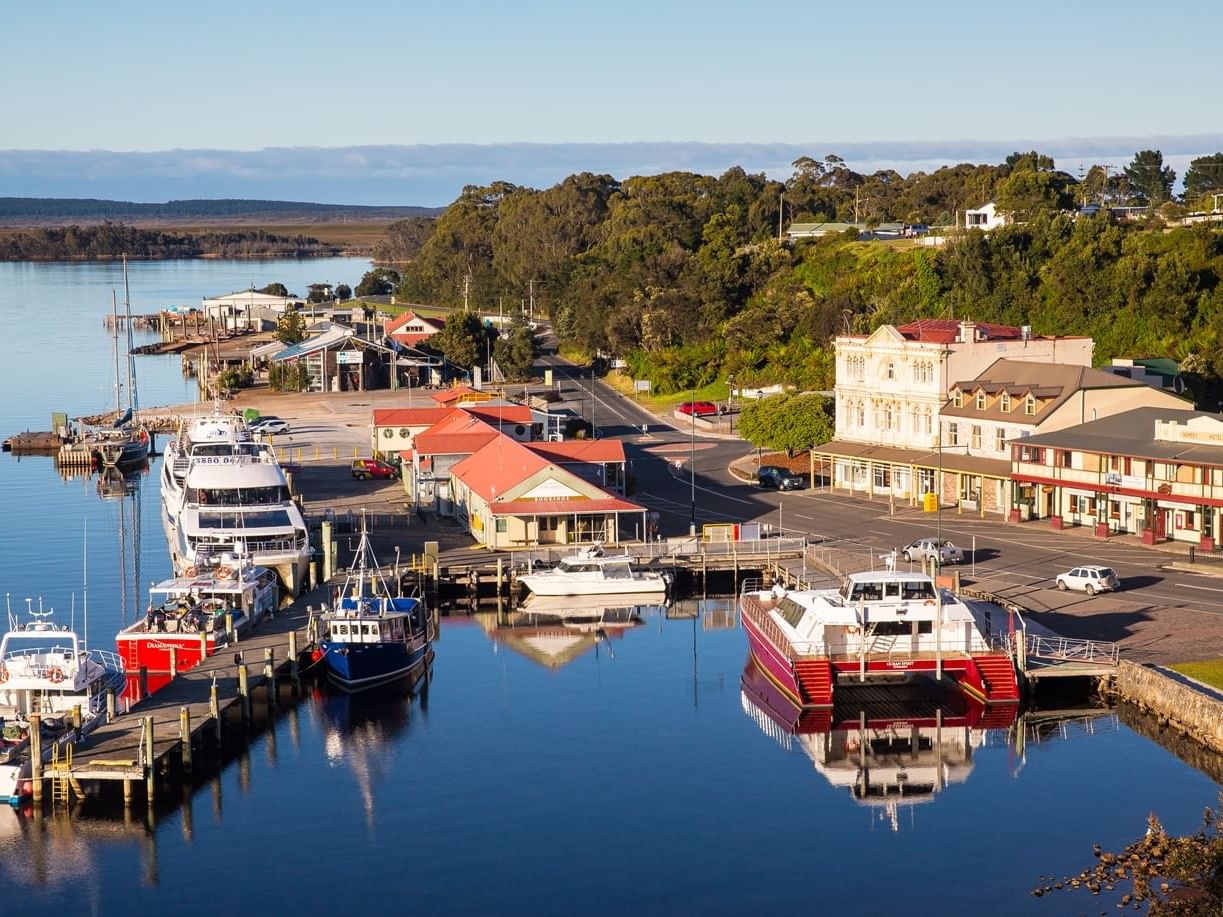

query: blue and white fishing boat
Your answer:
[316,522,432,693]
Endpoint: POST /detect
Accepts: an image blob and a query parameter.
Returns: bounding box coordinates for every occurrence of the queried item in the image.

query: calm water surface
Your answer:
[0,259,1220,915]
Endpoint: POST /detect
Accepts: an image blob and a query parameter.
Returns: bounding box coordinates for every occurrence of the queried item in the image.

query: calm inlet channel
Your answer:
[0,259,1220,915]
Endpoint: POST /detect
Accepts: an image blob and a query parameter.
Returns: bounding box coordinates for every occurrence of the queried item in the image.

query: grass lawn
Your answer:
[1170,659,1223,690]
[603,371,730,411]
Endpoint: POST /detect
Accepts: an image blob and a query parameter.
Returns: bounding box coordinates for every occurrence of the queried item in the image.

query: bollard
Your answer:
[169,645,179,677]
[179,706,192,770]
[238,664,251,723]
[30,713,42,803]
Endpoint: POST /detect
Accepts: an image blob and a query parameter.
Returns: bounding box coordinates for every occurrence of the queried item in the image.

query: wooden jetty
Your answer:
[39,590,324,808]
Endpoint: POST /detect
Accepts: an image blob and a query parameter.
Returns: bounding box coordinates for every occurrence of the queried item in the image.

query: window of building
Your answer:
[873,466,891,488]
[886,361,895,380]
[1057,450,1072,468]
[1018,445,1043,463]
[856,402,866,428]
[495,518,508,533]
[1000,393,1011,413]
[995,428,1006,452]
[947,422,959,446]
[953,390,963,408]
[975,392,987,410]
[924,410,932,435]
[1025,395,1037,415]
[971,425,982,449]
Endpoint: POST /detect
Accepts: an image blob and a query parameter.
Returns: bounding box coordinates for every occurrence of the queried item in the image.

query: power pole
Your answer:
[528,279,536,320]
[462,274,471,311]
[778,193,784,241]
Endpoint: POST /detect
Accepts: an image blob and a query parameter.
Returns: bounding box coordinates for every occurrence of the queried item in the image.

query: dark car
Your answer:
[678,401,719,417]
[757,465,805,490]
[351,458,399,480]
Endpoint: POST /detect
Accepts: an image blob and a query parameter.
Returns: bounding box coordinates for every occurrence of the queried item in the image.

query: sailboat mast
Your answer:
[111,290,123,414]
[123,255,139,414]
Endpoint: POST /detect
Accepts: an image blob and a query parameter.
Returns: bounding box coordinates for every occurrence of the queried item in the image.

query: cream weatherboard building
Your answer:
[814,320,1095,513]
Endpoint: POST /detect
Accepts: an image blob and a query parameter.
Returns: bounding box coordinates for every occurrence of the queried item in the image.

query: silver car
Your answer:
[1056,565,1120,595]
[901,537,964,565]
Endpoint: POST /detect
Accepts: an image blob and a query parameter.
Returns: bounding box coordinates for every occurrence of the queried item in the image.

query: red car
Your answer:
[678,401,719,417]
[351,458,399,480]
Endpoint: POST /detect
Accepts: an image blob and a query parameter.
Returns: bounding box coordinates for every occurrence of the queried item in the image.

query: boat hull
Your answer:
[320,640,430,693]
[517,575,669,597]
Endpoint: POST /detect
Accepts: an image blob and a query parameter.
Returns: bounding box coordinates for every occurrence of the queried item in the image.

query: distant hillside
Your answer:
[0,197,439,225]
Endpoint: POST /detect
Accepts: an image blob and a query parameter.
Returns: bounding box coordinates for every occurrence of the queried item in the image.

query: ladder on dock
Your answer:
[50,743,73,807]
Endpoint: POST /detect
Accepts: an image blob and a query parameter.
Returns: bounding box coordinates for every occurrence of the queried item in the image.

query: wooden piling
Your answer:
[225,612,235,641]
[72,704,82,733]
[179,707,192,770]
[199,632,208,664]
[106,687,116,722]
[238,664,250,723]
[143,716,156,803]
[321,521,334,580]
[210,682,221,744]
[288,631,299,681]
[169,645,179,677]
[30,713,42,803]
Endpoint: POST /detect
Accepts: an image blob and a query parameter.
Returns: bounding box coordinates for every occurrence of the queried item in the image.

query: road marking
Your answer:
[1179,582,1223,594]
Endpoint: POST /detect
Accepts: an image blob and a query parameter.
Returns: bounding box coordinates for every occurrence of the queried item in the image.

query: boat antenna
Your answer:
[124,255,139,415]
[83,514,89,650]
[111,290,123,416]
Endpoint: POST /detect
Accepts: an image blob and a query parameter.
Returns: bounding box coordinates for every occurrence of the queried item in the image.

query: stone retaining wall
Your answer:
[1114,660,1223,754]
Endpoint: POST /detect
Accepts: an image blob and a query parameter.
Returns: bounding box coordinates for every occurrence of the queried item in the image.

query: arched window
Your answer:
[975,392,987,410]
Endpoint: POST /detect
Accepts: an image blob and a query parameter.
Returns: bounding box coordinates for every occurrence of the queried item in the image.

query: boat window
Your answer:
[364,624,377,636]
[849,581,883,602]
[777,597,806,629]
[604,563,631,579]
[883,582,901,599]
[198,509,294,528]
[901,581,936,601]
[872,621,912,636]
[337,624,348,636]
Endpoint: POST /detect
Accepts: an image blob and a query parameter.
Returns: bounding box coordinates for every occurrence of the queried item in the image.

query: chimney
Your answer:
[1021,325,1032,343]
[958,320,977,343]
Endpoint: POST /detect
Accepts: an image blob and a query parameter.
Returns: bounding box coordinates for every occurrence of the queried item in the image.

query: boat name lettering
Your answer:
[197,456,248,464]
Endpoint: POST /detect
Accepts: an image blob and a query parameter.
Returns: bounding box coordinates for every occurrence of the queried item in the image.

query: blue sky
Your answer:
[2,0,1218,204]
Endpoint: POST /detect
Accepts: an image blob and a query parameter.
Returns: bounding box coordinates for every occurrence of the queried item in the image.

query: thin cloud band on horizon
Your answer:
[1,136,1219,207]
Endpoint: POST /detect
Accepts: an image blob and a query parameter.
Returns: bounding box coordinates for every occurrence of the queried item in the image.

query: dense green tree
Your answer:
[1125,149,1176,205]
[355,267,400,297]
[274,309,306,345]
[493,311,538,382]
[429,309,488,371]
[372,216,436,263]
[335,283,352,301]
[738,393,835,456]
[258,282,289,297]
[1185,153,1223,200]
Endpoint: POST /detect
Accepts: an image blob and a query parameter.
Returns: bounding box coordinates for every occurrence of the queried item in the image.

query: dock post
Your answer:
[169,646,178,677]
[143,716,156,804]
[30,713,42,804]
[225,612,235,641]
[309,560,319,591]
[179,706,192,771]
[72,704,82,734]
[288,631,299,682]
[139,665,149,699]
[123,780,133,808]
[199,632,208,664]
[322,521,334,581]
[106,687,116,722]
[263,648,276,709]
[238,664,251,723]
[285,470,295,497]
[210,682,221,745]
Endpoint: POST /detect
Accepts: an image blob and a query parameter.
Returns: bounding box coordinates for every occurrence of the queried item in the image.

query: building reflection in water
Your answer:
[474,595,658,669]
[320,658,431,830]
[740,656,1018,832]
[0,804,153,894]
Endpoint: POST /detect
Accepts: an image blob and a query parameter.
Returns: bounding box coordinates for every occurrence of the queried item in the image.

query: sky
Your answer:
[2,0,1219,205]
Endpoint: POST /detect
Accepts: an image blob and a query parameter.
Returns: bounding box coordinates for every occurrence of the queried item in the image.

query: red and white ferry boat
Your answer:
[741,568,1019,710]
[116,553,279,691]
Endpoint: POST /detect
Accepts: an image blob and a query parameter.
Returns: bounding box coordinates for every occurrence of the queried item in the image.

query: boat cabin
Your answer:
[554,555,636,580]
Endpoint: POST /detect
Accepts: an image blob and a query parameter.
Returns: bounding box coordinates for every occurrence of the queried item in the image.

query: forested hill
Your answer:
[0,198,438,224]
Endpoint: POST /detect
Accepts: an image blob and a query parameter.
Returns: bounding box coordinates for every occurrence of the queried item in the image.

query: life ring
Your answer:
[846,736,861,753]
[48,667,64,684]
[216,565,234,580]
[847,625,861,635]
[924,599,936,606]
[0,665,8,684]
[183,565,198,577]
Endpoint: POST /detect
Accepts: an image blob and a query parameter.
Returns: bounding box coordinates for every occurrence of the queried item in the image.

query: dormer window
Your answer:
[953,390,963,408]
[1000,393,1011,413]
[975,392,987,410]
[1025,394,1037,416]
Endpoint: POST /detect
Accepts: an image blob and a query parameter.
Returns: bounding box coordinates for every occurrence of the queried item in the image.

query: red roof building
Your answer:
[384,310,445,348]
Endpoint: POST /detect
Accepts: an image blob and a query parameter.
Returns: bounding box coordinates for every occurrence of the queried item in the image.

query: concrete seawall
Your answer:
[1114,660,1223,755]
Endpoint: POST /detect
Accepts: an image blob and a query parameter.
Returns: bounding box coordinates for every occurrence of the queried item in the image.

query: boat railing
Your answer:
[89,649,126,675]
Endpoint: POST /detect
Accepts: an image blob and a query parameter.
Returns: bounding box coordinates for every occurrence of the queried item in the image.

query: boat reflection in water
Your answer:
[320,658,431,829]
[476,594,660,668]
[741,657,1018,831]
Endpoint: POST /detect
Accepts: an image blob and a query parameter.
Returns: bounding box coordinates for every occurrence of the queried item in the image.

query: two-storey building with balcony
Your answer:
[814,319,1093,512]
[1010,408,1223,549]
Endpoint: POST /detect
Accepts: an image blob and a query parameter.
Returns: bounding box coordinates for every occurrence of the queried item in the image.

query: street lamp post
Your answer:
[689,385,697,537]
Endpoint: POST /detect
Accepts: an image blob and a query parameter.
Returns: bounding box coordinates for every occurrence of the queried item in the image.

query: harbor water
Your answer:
[1,259,1221,915]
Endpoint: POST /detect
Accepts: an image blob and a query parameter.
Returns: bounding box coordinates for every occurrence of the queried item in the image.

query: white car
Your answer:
[1056,565,1120,595]
[901,537,964,565]
[249,417,289,436]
